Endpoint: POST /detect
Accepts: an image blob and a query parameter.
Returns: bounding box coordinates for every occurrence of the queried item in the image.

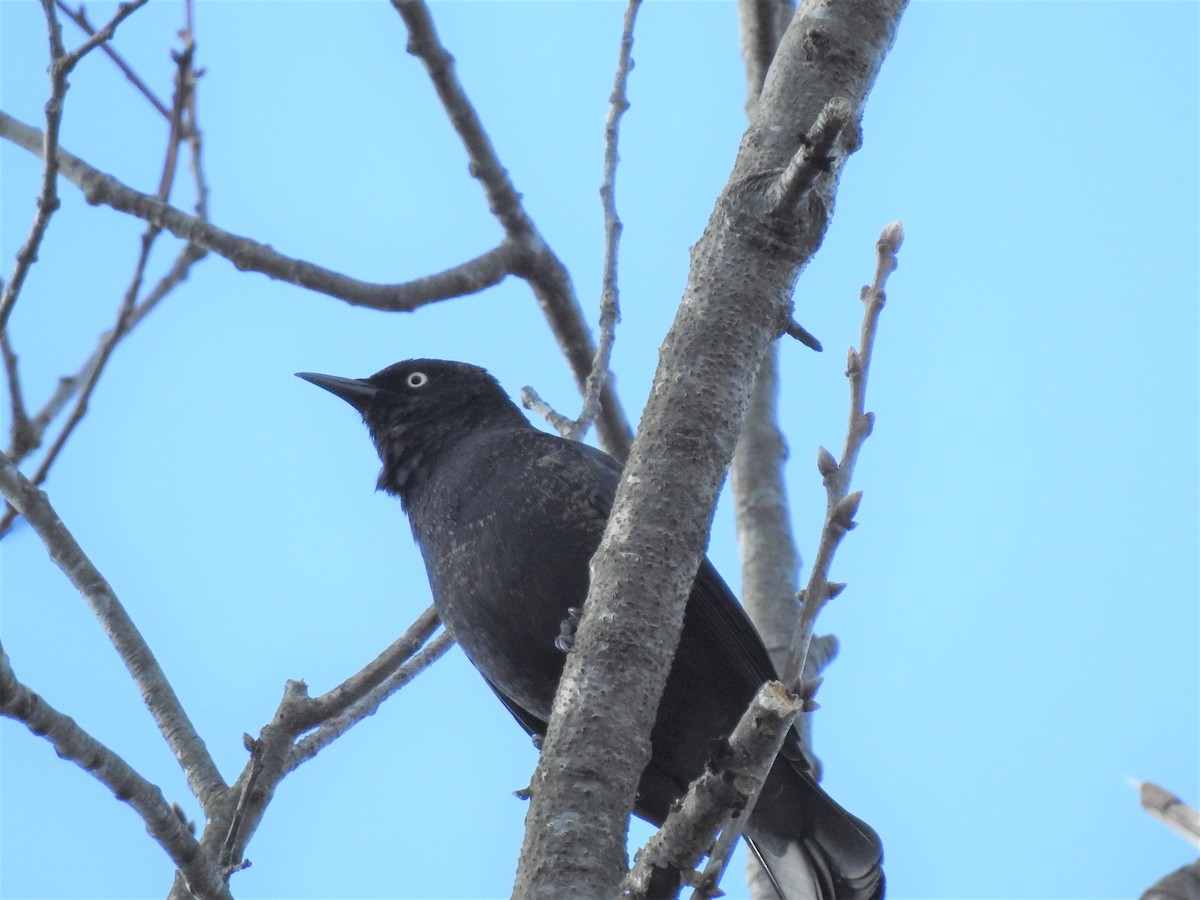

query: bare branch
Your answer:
[0,110,516,313]
[514,0,907,891]
[0,640,232,900]
[783,318,822,351]
[0,452,227,814]
[782,220,903,686]
[626,682,801,900]
[55,0,172,118]
[389,0,635,458]
[736,0,794,110]
[1133,780,1200,847]
[521,0,638,442]
[292,607,440,731]
[0,32,208,536]
[0,3,66,338]
[3,242,205,471]
[288,629,454,770]
[574,0,639,440]
[518,386,579,438]
[0,0,148,336]
[58,0,148,70]
[1,327,36,458]
[2,1,641,456]
[766,97,855,219]
[213,622,453,872]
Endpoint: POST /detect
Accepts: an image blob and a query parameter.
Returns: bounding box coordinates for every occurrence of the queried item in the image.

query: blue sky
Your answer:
[1,2,1197,898]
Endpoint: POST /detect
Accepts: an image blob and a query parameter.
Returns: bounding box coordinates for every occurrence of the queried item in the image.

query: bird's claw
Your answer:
[554,606,582,653]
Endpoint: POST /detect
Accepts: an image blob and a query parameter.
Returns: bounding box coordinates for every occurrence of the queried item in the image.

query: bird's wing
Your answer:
[691,557,784,682]
[482,674,548,739]
[569,439,780,688]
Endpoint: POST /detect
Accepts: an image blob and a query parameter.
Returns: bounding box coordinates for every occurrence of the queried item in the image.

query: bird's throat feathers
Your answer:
[372,421,429,505]
[366,397,527,508]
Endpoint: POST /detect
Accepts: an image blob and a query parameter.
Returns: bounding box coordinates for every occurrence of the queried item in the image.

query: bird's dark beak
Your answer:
[296,372,380,412]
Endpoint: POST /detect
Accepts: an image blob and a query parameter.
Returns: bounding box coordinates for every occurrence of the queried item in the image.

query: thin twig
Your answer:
[0,1,66,339]
[0,640,232,900]
[1,325,35,458]
[518,387,578,437]
[288,629,455,770]
[522,0,639,442]
[0,452,228,814]
[0,33,202,536]
[628,682,801,900]
[293,607,441,731]
[59,0,148,70]
[389,0,634,458]
[783,318,823,351]
[0,0,149,336]
[216,616,452,870]
[766,97,855,219]
[4,242,205,470]
[55,0,172,118]
[1,111,520,312]
[783,219,903,685]
[697,223,902,899]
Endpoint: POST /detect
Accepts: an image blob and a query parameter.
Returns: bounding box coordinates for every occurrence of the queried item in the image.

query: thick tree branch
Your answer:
[513,1,907,896]
[0,452,227,814]
[730,0,803,685]
[0,641,232,900]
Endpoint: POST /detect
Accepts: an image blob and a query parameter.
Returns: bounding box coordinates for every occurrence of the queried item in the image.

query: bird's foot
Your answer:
[554,606,582,652]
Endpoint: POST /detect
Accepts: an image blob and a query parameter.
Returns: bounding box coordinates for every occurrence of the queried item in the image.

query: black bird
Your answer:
[298,359,882,900]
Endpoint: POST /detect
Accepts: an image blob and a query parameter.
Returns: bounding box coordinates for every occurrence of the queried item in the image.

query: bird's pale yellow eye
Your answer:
[407,372,429,388]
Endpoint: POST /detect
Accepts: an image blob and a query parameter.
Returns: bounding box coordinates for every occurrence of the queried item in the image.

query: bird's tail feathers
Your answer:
[749,832,883,900]
[748,761,884,900]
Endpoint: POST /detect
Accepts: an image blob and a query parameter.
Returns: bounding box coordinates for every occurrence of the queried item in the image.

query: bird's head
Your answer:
[297,359,527,500]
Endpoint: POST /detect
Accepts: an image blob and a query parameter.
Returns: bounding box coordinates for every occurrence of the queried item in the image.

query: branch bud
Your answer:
[816,446,838,478]
[846,347,862,376]
[798,676,824,712]
[878,220,905,255]
[833,490,862,528]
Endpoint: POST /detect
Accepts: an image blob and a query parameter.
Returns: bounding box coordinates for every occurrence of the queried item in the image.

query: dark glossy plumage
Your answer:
[298,359,883,900]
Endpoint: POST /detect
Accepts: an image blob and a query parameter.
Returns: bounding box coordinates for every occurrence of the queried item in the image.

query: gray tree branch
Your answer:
[783,220,903,686]
[520,0,640,444]
[0,640,233,900]
[0,109,516,313]
[512,1,907,896]
[0,452,228,814]
[0,0,147,336]
[389,0,634,458]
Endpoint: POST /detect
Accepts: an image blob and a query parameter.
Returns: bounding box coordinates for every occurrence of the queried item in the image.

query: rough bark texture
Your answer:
[731,8,808,896]
[511,1,907,897]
